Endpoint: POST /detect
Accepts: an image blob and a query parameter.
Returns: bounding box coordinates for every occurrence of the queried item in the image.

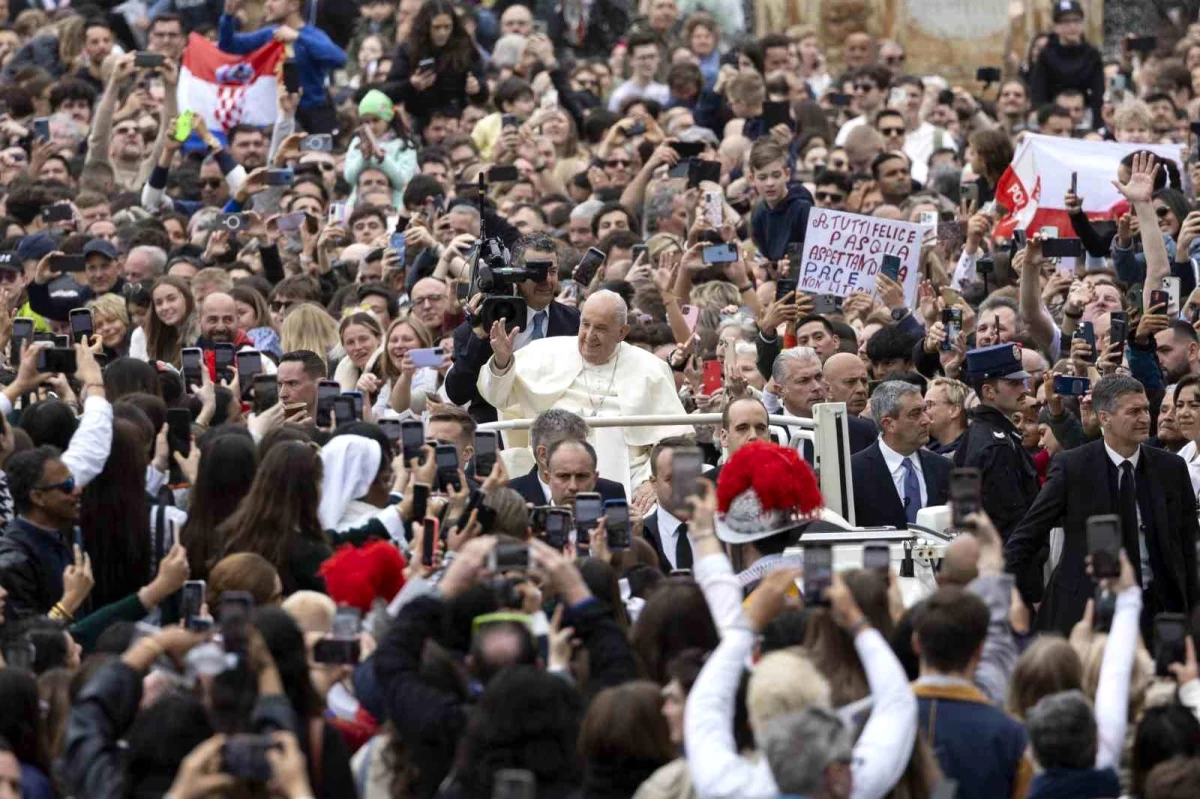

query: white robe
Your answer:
[478,338,693,489]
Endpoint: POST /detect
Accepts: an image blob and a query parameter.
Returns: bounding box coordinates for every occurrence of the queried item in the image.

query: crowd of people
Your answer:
[0,0,1199,797]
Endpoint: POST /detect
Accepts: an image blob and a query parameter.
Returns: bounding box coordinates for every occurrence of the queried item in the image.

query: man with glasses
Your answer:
[878,39,905,70]
[607,32,669,113]
[812,169,851,211]
[268,275,322,328]
[1030,0,1104,126]
[410,277,450,338]
[874,109,906,158]
[146,13,186,61]
[444,134,480,177]
[834,64,892,146]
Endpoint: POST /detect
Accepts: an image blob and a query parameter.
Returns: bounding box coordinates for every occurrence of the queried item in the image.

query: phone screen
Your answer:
[949,468,981,529]
[167,408,192,457]
[605,500,630,549]
[182,348,204,389]
[401,420,425,462]
[422,516,437,566]
[474,431,498,477]
[863,543,890,573]
[1086,514,1121,578]
[316,380,340,426]
[803,545,832,604]
[1155,614,1188,677]
[70,310,93,342]
[182,580,205,620]
[379,418,402,443]
[670,448,703,511]
[253,374,278,411]
[574,493,603,529]
[332,396,355,427]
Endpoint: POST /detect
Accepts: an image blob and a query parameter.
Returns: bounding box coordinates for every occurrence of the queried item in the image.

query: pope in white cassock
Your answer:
[478,289,693,488]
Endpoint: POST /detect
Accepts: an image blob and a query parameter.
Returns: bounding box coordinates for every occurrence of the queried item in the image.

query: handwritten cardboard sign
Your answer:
[799,209,927,306]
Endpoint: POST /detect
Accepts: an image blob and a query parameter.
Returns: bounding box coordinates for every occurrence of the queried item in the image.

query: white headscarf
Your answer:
[318,436,382,531]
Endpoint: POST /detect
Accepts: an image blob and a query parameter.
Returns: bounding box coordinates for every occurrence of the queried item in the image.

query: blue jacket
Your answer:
[1025,767,1121,799]
[218,14,346,108]
[1111,232,1198,301]
[751,183,815,262]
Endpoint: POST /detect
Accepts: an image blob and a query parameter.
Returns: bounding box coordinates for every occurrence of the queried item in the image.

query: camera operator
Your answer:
[444,232,581,423]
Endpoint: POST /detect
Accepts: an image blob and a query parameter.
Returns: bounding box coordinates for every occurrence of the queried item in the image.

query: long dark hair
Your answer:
[0,669,50,773]
[406,0,476,75]
[218,441,326,582]
[145,275,196,366]
[179,432,259,580]
[80,418,152,609]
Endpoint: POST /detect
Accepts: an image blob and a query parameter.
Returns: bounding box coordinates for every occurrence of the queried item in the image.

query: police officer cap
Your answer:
[965,343,1030,382]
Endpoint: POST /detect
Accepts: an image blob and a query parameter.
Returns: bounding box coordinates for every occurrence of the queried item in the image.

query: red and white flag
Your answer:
[176,33,285,133]
[993,134,1185,238]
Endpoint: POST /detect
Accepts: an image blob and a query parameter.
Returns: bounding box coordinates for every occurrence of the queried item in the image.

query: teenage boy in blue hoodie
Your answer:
[748,139,815,263]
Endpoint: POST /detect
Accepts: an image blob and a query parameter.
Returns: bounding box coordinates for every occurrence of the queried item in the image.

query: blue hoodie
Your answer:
[1025,767,1121,799]
[751,183,815,262]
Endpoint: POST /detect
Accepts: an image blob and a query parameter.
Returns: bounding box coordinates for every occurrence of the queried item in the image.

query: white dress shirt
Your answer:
[878,438,927,509]
[1103,442,1152,585]
[655,505,688,571]
[512,304,551,351]
[537,472,553,504]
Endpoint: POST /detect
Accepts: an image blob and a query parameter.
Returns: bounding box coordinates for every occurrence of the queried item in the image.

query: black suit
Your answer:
[1005,440,1200,635]
[507,467,627,507]
[851,442,952,529]
[779,414,877,464]
[443,302,582,424]
[640,512,670,573]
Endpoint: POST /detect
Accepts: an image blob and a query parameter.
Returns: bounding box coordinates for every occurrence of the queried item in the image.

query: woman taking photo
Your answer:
[85,292,131,361]
[130,276,197,366]
[384,0,489,133]
[333,312,384,393]
[360,316,439,417]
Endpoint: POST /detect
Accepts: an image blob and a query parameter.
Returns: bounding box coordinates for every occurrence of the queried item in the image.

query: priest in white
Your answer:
[478,290,693,489]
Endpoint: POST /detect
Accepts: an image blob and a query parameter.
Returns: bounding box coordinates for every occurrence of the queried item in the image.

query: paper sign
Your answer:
[799,209,928,307]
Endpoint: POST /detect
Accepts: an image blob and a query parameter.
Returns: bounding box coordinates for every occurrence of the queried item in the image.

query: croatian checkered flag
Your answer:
[177,33,285,132]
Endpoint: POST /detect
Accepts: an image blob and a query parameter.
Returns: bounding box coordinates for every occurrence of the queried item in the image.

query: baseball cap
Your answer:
[1053,1,1084,21]
[15,232,57,263]
[82,239,119,261]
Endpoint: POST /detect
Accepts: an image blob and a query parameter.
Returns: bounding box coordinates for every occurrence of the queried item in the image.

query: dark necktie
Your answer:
[1118,461,1140,580]
[530,310,546,340]
[902,458,921,524]
[674,522,693,570]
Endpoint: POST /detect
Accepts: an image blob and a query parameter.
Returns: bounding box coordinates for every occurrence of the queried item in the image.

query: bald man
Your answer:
[500,4,532,36]
[199,292,239,346]
[823,352,870,416]
[410,277,450,337]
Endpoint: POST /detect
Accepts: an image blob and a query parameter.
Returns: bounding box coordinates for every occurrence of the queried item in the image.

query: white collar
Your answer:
[878,438,921,475]
[1103,440,1141,471]
[526,304,550,323]
[537,471,552,503]
[656,504,685,537]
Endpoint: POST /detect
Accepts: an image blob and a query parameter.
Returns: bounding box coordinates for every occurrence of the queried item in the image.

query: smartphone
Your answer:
[418,57,436,71]
[573,492,603,544]
[343,390,364,420]
[1070,171,1078,195]
[975,66,1001,83]
[669,140,704,158]
[252,374,278,413]
[264,168,294,186]
[471,430,499,478]
[488,164,520,182]
[532,19,548,35]
[327,202,349,226]
[49,254,85,273]
[880,254,902,282]
[282,60,300,94]
[828,92,851,107]
[378,418,402,447]
[863,542,890,574]
[401,420,425,464]
[181,347,204,391]
[543,507,572,551]
[775,278,797,302]
[918,210,939,233]
[949,468,982,529]
[421,513,438,566]
[35,346,75,375]
[33,117,50,141]
[1154,613,1188,677]
[435,444,461,492]
[703,189,724,228]
[134,51,165,68]
[940,308,962,351]
[960,182,979,206]
[574,247,606,283]
[624,119,646,137]
[489,543,531,571]
[167,407,192,458]
[604,499,630,550]
[702,242,738,264]
[701,358,722,395]
[214,213,246,232]
[53,334,69,349]
[222,735,274,782]
[1086,514,1122,579]
[669,447,703,512]
[69,308,93,344]
[803,545,833,605]
[313,636,362,664]
[1109,311,1128,347]
[316,379,340,428]
[235,350,262,400]
[182,579,205,624]
[1128,35,1157,54]
[409,483,429,526]
[300,133,333,152]
[332,396,356,427]
[1075,321,1096,362]
[812,294,841,316]
[408,347,446,369]
[1053,374,1090,396]
[42,203,73,223]
[1161,276,1181,315]
[1042,238,1083,258]
[213,342,235,384]
[761,100,791,132]
[1093,588,1116,633]
[10,317,33,368]
[688,159,721,188]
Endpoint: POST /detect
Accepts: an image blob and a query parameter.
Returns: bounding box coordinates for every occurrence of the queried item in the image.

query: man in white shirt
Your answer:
[608,32,670,113]
[834,65,892,146]
[641,435,700,572]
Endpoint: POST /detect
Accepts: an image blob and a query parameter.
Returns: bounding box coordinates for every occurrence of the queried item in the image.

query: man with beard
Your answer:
[227,125,268,169]
[1154,320,1200,385]
[446,233,580,423]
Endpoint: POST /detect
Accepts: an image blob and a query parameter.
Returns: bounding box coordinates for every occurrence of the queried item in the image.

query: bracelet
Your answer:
[49,603,74,622]
[1063,309,1082,319]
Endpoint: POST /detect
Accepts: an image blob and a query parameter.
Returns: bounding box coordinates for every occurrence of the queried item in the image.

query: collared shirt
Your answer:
[879,438,927,509]
[513,304,551,350]
[1103,441,1152,585]
[537,472,553,504]
[656,505,687,571]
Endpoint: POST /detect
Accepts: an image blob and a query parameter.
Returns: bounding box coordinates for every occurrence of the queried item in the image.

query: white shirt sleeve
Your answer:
[849,628,919,799]
[62,396,113,489]
[693,552,750,635]
[951,249,978,291]
[129,326,148,361]
[1094,585,1143,771]
[145,464,166,496]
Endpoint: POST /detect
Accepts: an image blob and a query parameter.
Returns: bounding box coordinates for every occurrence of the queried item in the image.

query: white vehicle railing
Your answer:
[479,402,857,522]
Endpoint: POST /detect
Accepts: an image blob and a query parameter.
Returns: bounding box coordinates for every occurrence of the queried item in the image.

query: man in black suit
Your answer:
[851,380,952,529]
[708,396,773,488]
[641,436,702,573]
[444,232,581,424]
[771,347,876,462]
[541,438,617,510]
[1005,374,1200,635]
[507,408,626,506]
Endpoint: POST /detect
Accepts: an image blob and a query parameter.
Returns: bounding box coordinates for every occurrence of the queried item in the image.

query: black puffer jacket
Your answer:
[1030,34,1105,123]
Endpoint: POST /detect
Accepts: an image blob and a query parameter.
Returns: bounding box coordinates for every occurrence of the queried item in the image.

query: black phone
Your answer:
[313,637,362,664]
[543,507,572,550]
[69,308,93,344]
[1086,514,1122,579]
[488,164,520,182]
[332,396,356,427]
[42,203,73,223]
[880,254,902,282]
[32,117,50,141]
[435,444,461,492]
[10,317,33,368]
[1150,290,1170,312]
[669,140,704,158]
[863,542,890,574]
[1070,171,1078,195]
[604,499,630,550]
[687,158,720,188]
[1109,311,1128,346]
[36,346,75,375]
[1041,238,1083,258]
[418,57,436,71]
[49,254,85,273]
[1053,374,1090,396]
[167,407,192,458]
[761,101,791,133]
[411,482,429,525]
[574,247,606,284]
[53,334,69,349]
[213,343,235,383]
[282,60,300,94]
[803,545,832,605]
[379,418,402,446]
[702,242,738,264]
[181,347,204,391]
[401,420,426,464]
[827,92,851,107]
[1128,35,1157,54]
[1154,613,1188,677]
[222,735,275,782]
[775,277,797,302]
[134,51,165,68]
[670,447,703,512]
[301,133,332,152]
[264,168,294,186]
[421,513,437,566]
[182,580,205,629]
[949,468,982,529]
[1093,588,1116,633]
[474,430,498,478]
[218,590,252,655]
[235,350,262,400]
[940,308,962,351]
[573,492,603,546]
[1075,321,1096,362]
[252,374,278,413]
[316,379,340,428]
[975,66,1001,83]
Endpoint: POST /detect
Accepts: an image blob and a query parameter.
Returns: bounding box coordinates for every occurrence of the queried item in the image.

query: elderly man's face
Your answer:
[577,295,629,364]
[410,278,448,331]
[501,5,532,35]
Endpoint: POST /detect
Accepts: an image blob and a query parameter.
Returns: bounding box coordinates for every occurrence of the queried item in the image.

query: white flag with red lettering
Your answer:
[176,33,285,133]
[993,134,1186,238]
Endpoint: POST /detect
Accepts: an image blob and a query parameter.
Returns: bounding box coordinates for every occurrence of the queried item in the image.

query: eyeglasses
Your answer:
[270,299,297,312]
[884,55,906,65]
[815,191,844,202]
[36,476,75,494]
[1156,206,1171,218]
[879,126,905,136]
[201,178,223,189]
[606,159,632,168]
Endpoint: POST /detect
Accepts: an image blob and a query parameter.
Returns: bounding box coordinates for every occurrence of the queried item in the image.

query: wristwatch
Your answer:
[890,307,910,322]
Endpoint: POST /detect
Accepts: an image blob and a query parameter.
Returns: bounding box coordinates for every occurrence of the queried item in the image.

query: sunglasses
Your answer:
[270,299,297,312]
[879,127,905,136]
[815,191,844,202]
[201,178,223,189]
[1156,206,1171,218]
[606,159,632,168]
[36,476,76,494]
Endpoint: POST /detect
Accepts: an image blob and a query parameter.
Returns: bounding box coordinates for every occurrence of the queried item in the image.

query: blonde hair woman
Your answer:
[280,303,341,368]
[530,108,589,186]
[333,311,384,393]
[85,292,131,359]
[367,316,440,417]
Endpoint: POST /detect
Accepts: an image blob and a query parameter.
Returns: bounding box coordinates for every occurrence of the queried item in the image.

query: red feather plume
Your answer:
[318,541,407,613]
[716,441,822,515]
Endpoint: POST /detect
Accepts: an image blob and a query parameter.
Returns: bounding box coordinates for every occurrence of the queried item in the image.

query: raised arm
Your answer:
[1112,153,1169,314]
[1017,239,1059,352]
[85,53,137,170]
